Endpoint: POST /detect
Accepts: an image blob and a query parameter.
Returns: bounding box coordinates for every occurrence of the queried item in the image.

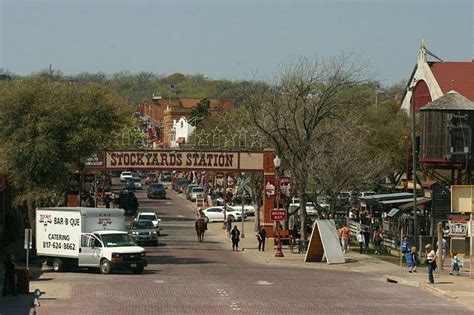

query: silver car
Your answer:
[190,187,205,202]
[129,220,158,246]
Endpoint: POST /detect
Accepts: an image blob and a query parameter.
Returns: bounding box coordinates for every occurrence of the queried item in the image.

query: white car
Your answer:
[120,171,133,182]
[288,202,318,216]
[231,204,256,216]
[135,212,161,234]
[130,177,142,190]
[202,206,247,222]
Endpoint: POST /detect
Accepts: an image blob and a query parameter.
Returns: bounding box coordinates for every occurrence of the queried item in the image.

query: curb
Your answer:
[384,275,420,287]
[423,284,458,300]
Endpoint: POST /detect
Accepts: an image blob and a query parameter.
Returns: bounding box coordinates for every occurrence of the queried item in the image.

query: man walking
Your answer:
[2,254,16,296]
[257,227,266,251]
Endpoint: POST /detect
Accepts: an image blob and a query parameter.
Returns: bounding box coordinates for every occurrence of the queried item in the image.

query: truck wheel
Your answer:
[100,259,111,274]
[132,267,144,274]
[52,258,63,272]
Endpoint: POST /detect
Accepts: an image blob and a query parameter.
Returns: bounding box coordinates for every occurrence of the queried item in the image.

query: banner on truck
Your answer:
[36,210,81,257]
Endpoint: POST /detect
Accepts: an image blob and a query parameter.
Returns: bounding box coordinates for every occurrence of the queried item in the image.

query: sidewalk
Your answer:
[0,240,42,315]
[207,217,474,312]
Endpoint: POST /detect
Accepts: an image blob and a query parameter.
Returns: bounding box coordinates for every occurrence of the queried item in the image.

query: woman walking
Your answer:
[231,225,241,251]
[406,247,418,273]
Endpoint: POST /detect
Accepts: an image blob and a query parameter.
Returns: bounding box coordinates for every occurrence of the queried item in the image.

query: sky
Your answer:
[0,0,472,86]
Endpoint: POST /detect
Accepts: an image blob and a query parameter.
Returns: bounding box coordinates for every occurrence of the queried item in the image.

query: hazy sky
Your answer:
[0,0,472,86]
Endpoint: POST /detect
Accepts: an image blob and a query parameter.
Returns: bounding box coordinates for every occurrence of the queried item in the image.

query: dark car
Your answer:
[147,183,167,199]
[161,171,173,182]
[145,173,158,185]
[118,189,139,215]
[173,178,188,193]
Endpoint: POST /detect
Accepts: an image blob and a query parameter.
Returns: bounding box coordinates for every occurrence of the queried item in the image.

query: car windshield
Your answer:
[133,178,141,182]
[150,184,164,189]
[138,214,156,221]
[132,221,154,229]
[122,172,131,176]
[192,188,204,193]
[100,234,136,247]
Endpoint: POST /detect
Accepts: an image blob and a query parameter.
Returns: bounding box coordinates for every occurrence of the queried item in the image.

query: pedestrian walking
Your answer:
[401,237,409,255]
[257,227,266,251]
[339,224,350,253]
[363,228,370,253]
[450,252,462,276]
[104,194,111,208]
[425,244,437,284]
[406,247,418,273]
[373,226,383,255]
[2,254,17,296]
[225,216,233,239]
[357,231,365,254]
[231,225,240,251]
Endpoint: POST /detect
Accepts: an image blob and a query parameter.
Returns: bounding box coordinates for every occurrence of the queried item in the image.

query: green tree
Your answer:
[0,78,130,230]
[190,98,211,128]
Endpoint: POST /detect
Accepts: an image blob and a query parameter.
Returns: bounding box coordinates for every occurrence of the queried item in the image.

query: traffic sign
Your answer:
[271,208,287,221]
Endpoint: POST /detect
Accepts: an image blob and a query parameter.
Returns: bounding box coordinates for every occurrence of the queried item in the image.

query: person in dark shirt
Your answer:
[363,228,371,253]
[257,227,267,251]
[2,254,16,296]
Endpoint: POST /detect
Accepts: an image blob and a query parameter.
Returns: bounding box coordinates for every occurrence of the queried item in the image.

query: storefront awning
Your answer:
[398,197,431,211]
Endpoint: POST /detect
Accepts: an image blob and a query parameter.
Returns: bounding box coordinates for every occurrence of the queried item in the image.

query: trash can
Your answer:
[15,267,30,294]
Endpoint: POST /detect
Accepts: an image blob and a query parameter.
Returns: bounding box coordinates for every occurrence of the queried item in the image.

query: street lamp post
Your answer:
[409,80,418,247]
[241,172,245,238]
[274,156,284,257]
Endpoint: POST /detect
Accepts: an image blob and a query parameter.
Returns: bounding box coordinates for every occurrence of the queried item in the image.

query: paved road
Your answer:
[37,181,470,314]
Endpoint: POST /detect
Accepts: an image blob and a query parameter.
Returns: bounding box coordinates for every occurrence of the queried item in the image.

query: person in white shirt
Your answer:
[357,231,365,254]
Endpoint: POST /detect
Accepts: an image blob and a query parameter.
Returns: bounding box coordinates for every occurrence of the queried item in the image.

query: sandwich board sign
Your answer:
[305,219,345,264]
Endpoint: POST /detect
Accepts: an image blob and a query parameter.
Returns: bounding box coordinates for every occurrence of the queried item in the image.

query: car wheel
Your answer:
[100,259,111,275]
[52,258,63,272]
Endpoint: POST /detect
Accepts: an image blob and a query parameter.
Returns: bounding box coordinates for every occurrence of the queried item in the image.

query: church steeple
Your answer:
[418,39,426,63]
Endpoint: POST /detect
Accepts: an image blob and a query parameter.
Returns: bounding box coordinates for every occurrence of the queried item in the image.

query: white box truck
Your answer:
[36,207,147,274]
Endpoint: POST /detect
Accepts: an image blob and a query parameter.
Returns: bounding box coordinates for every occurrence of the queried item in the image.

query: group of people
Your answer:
[340,225,383,255]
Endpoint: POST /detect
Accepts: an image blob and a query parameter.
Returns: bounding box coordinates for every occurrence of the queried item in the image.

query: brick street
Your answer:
[35,186,470,314]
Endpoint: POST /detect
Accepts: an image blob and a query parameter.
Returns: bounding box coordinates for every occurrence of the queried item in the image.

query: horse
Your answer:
[195,219,206,242]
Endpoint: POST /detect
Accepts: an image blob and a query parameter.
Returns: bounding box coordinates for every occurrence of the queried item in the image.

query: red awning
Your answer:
[176,137,185,144]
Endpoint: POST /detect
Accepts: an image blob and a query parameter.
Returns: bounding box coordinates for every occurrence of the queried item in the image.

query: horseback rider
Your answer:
[195,208,208,230]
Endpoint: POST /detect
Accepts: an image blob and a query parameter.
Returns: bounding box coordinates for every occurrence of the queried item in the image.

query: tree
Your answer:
[242,55,366,240]
[190,98,211,128]
[0,78,130,232]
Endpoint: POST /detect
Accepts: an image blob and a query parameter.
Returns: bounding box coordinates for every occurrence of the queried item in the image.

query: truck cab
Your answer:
[79,231,147,274]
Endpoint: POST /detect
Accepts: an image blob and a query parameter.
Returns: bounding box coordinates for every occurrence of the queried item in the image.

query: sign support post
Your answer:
[24,228,32,269]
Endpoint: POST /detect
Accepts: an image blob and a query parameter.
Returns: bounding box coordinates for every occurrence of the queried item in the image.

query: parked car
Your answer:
[129,220,159,246]
[145,173,158,185]
[201,206,246,222]
[230,203,256,216]
[120,171,133,182]
[189,186,205,202]
[161,171,173,182]
[147,183,166,199]
[288,202,318,216]
[135,212,161,232]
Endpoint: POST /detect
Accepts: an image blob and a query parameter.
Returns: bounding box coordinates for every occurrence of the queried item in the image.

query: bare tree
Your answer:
[242,54,366,240]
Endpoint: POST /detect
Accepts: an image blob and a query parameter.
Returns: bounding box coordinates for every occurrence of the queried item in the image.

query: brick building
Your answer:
[138,96,235,147]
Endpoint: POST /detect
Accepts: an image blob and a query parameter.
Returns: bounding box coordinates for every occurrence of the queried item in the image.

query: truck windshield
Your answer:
[100,234,137,247]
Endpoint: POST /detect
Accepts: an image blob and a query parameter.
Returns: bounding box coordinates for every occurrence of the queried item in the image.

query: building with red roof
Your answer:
[401,41,474,112]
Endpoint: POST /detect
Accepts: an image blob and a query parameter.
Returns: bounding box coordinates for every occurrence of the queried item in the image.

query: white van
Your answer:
[36,207,147,274]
